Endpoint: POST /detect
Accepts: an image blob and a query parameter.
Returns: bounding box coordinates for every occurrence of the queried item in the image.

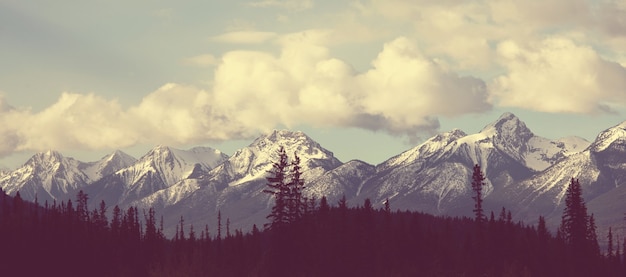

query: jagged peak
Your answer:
[108,149,133,158]
[102,150,137,164]
[27,150,65,164]
[151,144,172,152]
[250,129,317,149]
[480,112,533,139]
[265,129,308,141]
[590,120,626,152]
[187,146,225,155]
[432,129,467,141]
[142,145,175,159]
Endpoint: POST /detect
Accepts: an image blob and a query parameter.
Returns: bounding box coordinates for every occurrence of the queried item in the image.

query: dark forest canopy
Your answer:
[1,186,624,277]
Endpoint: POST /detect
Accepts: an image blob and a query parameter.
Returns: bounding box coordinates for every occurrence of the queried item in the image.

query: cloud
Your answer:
[490,37,626,113]
[356,37,490,134]
[0,93,137,154]
[350,0,626,72]
[182,54,219,67]
[212,36,490,138]
[211,31,278,44]
[0,37,490,156]
[247,0,313,11]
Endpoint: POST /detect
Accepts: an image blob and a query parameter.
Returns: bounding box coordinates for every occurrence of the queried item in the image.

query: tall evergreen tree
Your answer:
[537,215,549,240]
[287,152,305,221]
[587,214,600,255]
[263,146,290,229]
[559,178,590,250]
[471,164,486,223]
[217,210,222,240]
[76,190,89,223]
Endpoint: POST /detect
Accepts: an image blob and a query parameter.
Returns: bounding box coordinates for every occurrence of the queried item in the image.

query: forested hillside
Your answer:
[1,186,622,277]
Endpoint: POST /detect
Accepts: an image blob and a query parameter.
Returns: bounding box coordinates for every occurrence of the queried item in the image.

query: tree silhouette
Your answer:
[471,164,486,224]
[287,152,305,220]
[559,178,589,250]
[263,146,290,229]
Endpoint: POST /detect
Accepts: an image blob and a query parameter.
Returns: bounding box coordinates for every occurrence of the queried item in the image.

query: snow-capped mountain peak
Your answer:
[382,128,467,169]
[0,150,91,202]
[121,145,228,189]
[81,150,137,181]
[479,113,534,161]
[589,120,626,153]
[480,112,532,137]
[210,130,342,187]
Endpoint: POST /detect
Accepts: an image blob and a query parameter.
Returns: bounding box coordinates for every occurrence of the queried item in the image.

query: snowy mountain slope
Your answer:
[353,113,588,216]
[81,150,137,181]
[2,114,623,242]
[0,150,135,203]
[150,130,344,235]
[305,159,376,203]
[205,130,342,187]
[502,120,626,237]
[88,146,228,206]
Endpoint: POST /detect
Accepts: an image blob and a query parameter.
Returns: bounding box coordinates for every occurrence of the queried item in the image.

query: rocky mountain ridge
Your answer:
[2,113,625,242]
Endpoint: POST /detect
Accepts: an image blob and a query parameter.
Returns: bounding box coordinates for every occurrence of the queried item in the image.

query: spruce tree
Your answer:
[559,178,589,250]
[537,216,549,240]
[217,210,222,240]
[263,146,290,229]
[471,164,486,223]
[608,227,614,259]
[287,152,305,221]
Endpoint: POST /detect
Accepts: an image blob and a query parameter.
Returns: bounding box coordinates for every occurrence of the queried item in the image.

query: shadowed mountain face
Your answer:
[4,113,626,243]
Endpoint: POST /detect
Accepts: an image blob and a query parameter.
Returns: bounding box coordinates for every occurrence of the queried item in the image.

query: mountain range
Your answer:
[1,112,625,242]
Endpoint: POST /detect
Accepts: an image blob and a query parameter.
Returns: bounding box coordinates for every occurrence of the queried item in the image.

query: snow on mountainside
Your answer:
[207,130,342,188]
[89,146,228,206]
[380,129,467,171]
[82,150,137,182]
[0,150,135,203]
[2,114,624,242]
[306,160,376,203]
[146,130,344,235]
[589,120,626,153]
[503,120,626,241]
[354,112,588,216]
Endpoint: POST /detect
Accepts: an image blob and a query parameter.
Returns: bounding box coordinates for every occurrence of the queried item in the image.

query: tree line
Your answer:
[0,153,624,276]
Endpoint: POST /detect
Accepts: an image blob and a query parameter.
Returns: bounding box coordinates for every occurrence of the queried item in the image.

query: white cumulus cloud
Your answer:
[0,37,490,156]
[490,37,626,113]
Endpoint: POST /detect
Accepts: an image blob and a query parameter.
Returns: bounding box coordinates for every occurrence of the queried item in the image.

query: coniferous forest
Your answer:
[1,158,624,276]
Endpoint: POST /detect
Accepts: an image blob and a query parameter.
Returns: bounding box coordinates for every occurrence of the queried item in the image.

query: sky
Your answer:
[1,0,626,169]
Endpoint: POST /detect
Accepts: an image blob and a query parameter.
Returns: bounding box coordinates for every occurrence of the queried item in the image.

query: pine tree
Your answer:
[559,177,600,271]
[111,205,122,236]
[608,227,614,259]
[287,152,305,221]
[217,210,222,240]
[537,216,549,240]
[471,164,486,224]
[319,196,330,214]
[144,208,158,242]
[179,215,185,241]
[559,178,592,251]
[587,214,600,256]
[263,146,290,229]
[75,190,89,223]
